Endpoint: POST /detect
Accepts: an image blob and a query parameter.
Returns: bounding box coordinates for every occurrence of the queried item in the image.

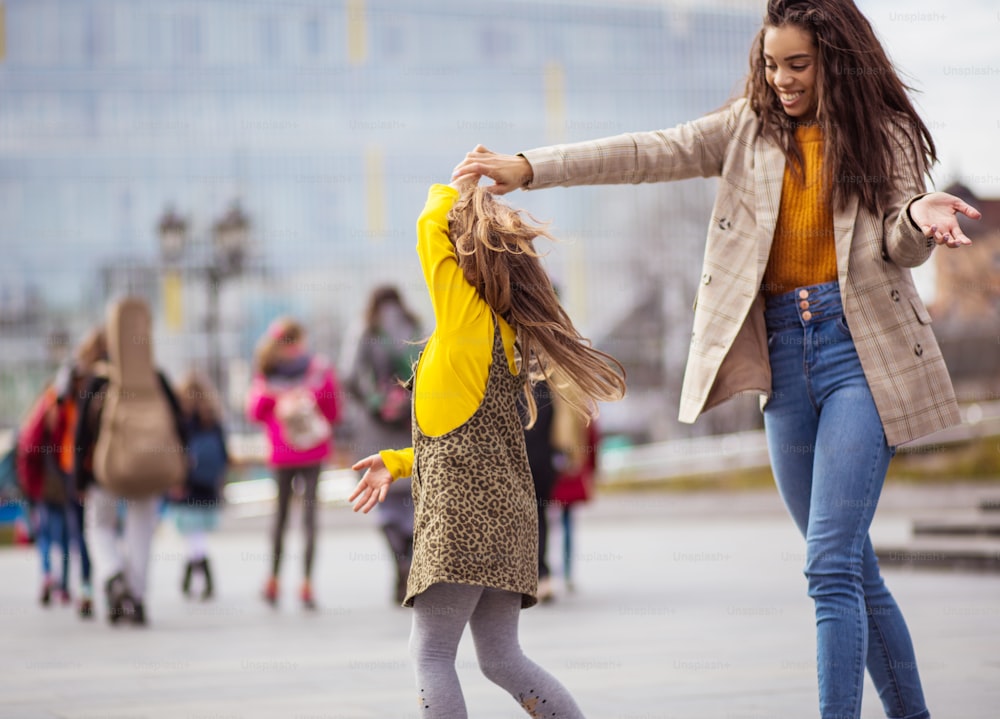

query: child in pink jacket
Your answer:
[247,317,339,609]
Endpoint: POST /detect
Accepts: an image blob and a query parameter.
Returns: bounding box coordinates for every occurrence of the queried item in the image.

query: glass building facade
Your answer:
[0,0,761,437]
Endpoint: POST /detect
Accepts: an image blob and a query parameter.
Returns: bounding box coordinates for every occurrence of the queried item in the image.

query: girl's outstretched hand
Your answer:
[452,144,533,195]
[349,454,392,514]
[909,191,981,248]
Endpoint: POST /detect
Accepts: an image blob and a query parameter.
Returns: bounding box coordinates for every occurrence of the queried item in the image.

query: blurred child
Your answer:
[168,371,228,600]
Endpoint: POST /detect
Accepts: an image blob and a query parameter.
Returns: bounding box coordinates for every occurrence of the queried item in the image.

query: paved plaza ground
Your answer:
[1,481,998,718]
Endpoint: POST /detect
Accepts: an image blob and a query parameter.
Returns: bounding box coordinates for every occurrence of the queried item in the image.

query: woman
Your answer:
[453,1,979,716]
[344,285,422,605]
[247,317,339,609]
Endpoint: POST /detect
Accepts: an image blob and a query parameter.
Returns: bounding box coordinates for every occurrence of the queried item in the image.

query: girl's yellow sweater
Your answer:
[379,185,518,480]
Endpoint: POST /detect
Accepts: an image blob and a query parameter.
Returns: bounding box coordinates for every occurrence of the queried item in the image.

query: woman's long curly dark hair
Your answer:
[746,0,937,212]
[448,187,626,427]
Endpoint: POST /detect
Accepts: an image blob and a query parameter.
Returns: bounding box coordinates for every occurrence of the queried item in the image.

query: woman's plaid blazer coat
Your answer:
[522,98,959,447]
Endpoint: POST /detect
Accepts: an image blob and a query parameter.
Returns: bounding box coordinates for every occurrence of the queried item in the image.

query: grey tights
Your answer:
[410,582,585,718]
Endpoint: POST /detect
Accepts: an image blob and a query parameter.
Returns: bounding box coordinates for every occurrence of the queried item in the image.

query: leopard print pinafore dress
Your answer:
[404,321,539,609]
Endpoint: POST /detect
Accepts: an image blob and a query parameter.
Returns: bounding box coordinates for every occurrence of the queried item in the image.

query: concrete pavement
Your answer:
[1,481,998,718]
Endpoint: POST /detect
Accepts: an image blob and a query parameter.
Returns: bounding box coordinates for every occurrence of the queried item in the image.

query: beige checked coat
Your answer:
[522,98,959,447]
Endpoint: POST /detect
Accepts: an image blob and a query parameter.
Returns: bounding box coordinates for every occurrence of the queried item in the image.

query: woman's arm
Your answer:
[882,121,980,267]
[452,100,745,194]
[906,193,979,253]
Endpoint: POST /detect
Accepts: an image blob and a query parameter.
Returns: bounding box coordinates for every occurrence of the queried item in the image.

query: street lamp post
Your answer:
[157,203,251,404]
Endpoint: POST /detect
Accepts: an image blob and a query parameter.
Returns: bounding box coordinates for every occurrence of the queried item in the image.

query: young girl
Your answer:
[350,177,626,718]
[453,1,979,716]
[247,317,339,609]
[168,371,229,600]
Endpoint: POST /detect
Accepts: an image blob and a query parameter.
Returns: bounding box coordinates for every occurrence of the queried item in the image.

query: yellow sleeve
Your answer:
[379,447,414,481]
[416,184,480,334]
[413,185,517,437]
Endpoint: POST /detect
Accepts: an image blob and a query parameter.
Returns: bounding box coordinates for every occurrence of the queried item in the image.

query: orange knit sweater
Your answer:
[762,124,837,296]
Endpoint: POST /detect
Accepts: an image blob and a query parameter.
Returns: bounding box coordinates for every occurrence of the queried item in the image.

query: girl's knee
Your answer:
[478,655,519,687]
[411,639,458,667]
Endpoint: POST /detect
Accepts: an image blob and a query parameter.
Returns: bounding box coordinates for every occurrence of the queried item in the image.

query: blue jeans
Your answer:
[68,498,92,587]
[37,501,69,587]
[763,282,929,719]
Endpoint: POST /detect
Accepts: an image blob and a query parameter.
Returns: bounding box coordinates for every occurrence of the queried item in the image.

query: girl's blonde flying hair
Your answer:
[448,187,626,427]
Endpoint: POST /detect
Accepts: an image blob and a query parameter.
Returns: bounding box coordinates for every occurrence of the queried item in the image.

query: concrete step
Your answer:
[912,515,1000,537]
[875,536,1000,572]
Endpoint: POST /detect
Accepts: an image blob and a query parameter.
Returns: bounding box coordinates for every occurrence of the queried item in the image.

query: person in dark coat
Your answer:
[343,285,423,605]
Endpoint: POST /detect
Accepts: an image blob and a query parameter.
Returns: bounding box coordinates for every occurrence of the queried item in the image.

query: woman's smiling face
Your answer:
[763,24,819,121]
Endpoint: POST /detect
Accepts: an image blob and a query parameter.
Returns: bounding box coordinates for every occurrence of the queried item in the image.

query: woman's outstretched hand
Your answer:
[909,192,981,248]
[452,144,533,195]
[349,454,392,514]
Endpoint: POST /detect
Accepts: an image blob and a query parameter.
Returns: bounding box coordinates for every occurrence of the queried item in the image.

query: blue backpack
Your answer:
[187,426,227,491]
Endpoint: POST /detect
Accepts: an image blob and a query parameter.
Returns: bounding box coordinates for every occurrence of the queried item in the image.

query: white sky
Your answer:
[851,0,1000,303]
[658,0,1000,196]
[851,0,1000,196]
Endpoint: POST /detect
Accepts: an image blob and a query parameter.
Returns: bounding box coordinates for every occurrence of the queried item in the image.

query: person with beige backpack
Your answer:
[246,317,340,610]
[74,297,187,626]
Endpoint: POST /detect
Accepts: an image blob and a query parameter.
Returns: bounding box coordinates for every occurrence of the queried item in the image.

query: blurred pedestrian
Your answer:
[350,176,626,718]
[50,326,109,618]
[550,407,598,594]
[17,384,72,607]
[168,371,229,601]
[76,298,187,626]
[343,285,422,605]
[518,379,557,603]
[453,0,980,714]
[247,317,340,610]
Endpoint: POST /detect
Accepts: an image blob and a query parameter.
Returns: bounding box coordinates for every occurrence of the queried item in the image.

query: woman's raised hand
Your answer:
[909,192,982,248]
[452,144,533,195]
